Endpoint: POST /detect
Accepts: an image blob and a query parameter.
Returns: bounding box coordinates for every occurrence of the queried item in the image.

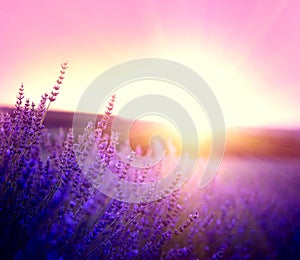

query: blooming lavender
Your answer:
[0,63,300,259]
[0,63,202,259]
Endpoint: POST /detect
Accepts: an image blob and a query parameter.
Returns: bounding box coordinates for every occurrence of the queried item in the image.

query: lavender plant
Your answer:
[0,63,202,259]
[1,63,299,260]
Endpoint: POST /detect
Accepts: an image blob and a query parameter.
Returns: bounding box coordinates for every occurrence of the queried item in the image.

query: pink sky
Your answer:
[0,0,299,127]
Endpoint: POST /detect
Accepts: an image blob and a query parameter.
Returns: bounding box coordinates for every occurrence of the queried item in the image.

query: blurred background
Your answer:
[1,0,300,157]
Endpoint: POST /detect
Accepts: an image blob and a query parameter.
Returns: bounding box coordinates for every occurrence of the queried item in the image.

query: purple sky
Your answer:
[0,0,299,127]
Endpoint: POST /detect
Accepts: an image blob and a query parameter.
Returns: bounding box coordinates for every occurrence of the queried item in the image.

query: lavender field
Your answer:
[0,65,299,259]
[189,156,300,259]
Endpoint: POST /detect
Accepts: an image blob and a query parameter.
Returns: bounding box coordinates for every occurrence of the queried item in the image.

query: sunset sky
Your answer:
[1,0,299,128]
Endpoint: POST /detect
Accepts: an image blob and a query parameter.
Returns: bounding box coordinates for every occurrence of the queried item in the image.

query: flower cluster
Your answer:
[0,64,202,259]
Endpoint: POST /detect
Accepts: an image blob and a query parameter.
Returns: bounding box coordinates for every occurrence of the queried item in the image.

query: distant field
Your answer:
[1,106,300,158]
